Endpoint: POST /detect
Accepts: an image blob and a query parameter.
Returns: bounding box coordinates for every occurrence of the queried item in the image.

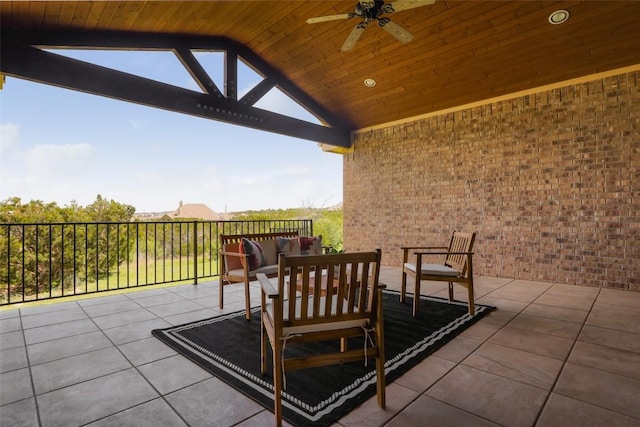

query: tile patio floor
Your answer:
[1,267,639,426]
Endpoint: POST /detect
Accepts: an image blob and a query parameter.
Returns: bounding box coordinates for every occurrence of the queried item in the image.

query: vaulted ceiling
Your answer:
[2,1,640,146]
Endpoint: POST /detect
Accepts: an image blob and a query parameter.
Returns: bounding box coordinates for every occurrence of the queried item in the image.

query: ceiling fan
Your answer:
[306,0,436,52]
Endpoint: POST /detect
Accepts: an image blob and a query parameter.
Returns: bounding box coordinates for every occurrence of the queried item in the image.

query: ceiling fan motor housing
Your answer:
[355,0,388,21]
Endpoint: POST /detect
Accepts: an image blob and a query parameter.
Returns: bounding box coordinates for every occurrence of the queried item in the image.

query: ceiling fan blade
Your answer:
[341,23,368,52]
[388,0,435,13]
[380,20,414,43]
[306,13,353,24]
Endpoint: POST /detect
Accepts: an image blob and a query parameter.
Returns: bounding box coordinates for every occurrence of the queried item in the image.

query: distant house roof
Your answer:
[162,201,230,221]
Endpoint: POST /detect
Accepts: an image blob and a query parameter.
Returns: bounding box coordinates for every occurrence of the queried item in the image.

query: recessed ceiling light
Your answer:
[548,10,569,25]
[364,78,376,87]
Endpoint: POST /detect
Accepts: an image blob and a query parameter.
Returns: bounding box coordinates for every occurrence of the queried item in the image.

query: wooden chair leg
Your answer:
[375,290,386,408]
[448,281,454,301]
[412,274,421,317]
[467,281,475,316]
[260,320,267,375]
[219,281,224,309]
[400,271,407,303]
[272,336,283,427]
[244,279,251,320]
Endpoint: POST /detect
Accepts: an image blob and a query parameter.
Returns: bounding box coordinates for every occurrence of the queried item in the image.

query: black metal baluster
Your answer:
[48,224,53,299]
[144,222,149,285]
[116,224,120,289]
[154,222,158,284]
[61,224,65,296]
[73,224,77,295]
[126,223,130,288]
[193,221,197,284]
[21,225,25,301]
[95,224,99,291]
[162,223,166,283]
[84,224,89,294]
[135,222,139,286]
[171,223,175,281]
[35,225,39,301]
[106,223,110,290]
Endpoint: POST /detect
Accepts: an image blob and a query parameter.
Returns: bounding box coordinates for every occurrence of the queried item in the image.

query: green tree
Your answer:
[233,205,343,251]
[0,196,136,302]
[85,194,136,222]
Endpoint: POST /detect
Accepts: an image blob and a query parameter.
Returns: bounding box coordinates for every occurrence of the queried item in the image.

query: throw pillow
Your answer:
[276,237,301,257]
[300,235,323,255]
[260,239,278,266]
[238,238,267,271]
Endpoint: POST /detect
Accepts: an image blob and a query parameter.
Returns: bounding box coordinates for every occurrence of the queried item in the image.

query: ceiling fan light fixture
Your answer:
[548,10,569,25]
[364,78,377,87]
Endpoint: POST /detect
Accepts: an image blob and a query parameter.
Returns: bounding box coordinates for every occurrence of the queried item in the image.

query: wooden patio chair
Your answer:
[257,250,385,426]
[401,231,476,317]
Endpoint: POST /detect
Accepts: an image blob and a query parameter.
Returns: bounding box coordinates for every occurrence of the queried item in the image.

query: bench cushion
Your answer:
[404,263,460,277]
[227,264,279,279]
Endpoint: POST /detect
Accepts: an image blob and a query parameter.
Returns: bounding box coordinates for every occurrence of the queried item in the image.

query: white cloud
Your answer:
[25,143,94,175]
[0,122,20,153]
[277,164,311,176]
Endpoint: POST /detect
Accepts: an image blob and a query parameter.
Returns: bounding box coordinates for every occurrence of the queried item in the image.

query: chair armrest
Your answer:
[257,273,279,298]
[413,251,474,256]
[219,251,246,258]
[401,246,448,250]
[402,246,448,263]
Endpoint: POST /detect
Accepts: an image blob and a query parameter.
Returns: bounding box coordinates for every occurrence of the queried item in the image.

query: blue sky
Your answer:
[0,49,343,213]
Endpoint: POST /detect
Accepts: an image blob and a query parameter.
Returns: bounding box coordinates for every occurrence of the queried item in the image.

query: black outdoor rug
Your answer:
[152,290,493,427]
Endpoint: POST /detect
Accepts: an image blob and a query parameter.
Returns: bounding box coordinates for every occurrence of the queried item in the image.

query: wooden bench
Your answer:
[219,231,299,320]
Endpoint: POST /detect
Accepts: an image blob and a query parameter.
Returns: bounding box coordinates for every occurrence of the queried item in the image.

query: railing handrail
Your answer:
[0,219,313,305]
[0,218,313,228]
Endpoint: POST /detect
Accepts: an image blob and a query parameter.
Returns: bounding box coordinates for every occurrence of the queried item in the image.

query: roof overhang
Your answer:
[0,29,353,147]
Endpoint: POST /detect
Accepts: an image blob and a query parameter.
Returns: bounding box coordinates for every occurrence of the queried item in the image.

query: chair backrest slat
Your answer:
[445,231,476,276]
[276,250,381,326]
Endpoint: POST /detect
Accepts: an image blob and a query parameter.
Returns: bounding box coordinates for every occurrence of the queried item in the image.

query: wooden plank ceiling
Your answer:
[2,1,640,132]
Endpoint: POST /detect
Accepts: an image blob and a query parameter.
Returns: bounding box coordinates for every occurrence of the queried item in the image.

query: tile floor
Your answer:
[1,267,639,426]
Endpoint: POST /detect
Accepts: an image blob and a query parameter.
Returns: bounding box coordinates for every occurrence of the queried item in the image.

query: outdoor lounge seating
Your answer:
[219,231,323,320]
[258,250,385,426]
[401,231,476,316]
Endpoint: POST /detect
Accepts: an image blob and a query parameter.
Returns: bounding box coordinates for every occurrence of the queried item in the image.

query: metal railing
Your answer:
[0,219,313,305]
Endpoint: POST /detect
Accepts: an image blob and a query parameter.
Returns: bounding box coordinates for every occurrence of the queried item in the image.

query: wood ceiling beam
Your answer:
[0,29,352,147]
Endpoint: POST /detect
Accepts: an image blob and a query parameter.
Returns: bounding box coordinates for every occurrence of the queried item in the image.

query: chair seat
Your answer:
[227,265,279,279]
[404,263,460,277]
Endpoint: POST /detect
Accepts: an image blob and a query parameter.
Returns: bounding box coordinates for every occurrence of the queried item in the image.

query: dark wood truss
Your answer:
[0,30,352,147]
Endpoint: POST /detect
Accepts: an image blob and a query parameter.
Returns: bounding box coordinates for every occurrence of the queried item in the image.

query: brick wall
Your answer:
[344,71,640,290]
